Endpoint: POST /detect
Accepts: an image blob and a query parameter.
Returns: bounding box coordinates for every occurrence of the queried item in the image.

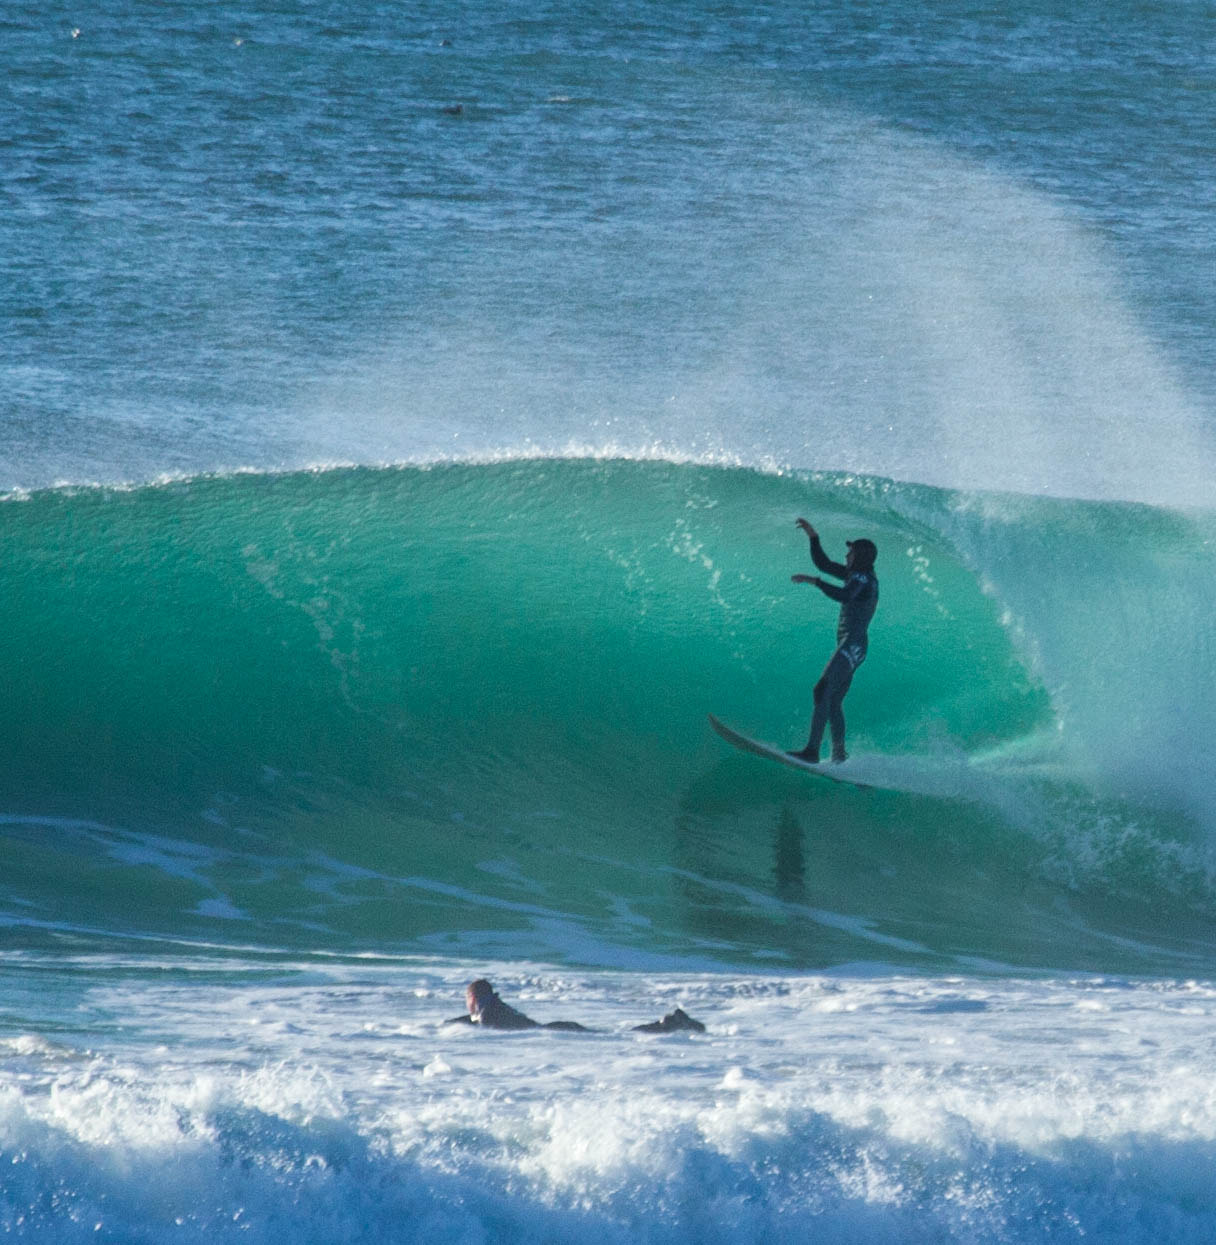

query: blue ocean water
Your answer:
[3,1,1216,1239]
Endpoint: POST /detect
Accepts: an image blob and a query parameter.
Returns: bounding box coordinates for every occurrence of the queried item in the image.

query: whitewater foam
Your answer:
[2,955,1215,1243]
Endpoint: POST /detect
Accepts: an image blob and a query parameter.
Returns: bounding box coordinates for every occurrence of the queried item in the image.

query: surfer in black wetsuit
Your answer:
[444,979,590,1031]
[443,979,706,1033]
[789,519,878,764]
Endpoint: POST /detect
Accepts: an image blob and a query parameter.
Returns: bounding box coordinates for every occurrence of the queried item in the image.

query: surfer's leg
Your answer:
[827,676,852,762]
[827,645,861,762]
[806,671,830,759]
[793,654,845,762]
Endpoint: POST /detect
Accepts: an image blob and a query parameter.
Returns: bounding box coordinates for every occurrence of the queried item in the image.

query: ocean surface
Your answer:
[3,1,1216,1239]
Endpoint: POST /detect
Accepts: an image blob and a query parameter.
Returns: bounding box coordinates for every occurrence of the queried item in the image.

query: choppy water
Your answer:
[4,0,1216,1239]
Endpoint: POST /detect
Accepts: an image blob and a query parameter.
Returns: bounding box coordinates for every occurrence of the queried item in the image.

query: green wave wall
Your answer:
[1,460,1213,972]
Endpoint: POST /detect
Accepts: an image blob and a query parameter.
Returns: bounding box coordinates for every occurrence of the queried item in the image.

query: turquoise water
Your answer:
[4,1,1216,1239]
[2,461,1213,973]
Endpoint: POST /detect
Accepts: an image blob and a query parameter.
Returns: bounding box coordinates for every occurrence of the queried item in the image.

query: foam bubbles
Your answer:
[2,958,1215,1242]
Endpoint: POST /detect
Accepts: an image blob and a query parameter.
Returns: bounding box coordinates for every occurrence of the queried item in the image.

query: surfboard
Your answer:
[707,714,878,789]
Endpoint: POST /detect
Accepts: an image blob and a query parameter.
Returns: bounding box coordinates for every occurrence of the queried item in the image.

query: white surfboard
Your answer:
[708,714,879,790]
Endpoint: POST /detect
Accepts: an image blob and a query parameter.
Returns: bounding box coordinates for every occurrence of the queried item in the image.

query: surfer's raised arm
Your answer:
[795,517,847,579]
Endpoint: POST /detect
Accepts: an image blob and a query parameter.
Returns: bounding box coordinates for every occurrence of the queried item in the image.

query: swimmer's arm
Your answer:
[443,1014,475,1025]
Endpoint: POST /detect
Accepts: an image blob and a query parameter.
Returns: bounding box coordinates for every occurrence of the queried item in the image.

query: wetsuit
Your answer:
[445,988,589,1031]
[443,983,703,1033]
[804,536,878,762]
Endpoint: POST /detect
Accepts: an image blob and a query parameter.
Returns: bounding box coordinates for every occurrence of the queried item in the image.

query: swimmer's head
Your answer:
[846,538,877,572]
[467,979,496,1016]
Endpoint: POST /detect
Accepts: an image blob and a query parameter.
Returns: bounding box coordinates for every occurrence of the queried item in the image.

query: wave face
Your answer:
[3,459,1214,972]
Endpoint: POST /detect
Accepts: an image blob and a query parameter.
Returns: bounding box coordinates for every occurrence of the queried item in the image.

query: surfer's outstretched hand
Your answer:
[795,517,817,540]
[791,573,820,586]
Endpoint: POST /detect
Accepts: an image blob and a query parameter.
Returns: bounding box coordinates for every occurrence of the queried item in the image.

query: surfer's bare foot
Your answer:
[830,751,847,764]
[787,748,819,763]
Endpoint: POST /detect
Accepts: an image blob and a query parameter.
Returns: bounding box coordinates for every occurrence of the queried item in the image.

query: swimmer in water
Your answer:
[444,980,706,1033]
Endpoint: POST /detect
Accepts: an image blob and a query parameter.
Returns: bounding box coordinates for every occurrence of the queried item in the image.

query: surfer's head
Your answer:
[467,979,496,1017]
[846,538,877,572]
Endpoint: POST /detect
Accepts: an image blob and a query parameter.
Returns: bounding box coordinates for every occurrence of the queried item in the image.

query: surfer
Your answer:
[444,979,706,1033]
[444,979,589,1031]
[789,519,878,764]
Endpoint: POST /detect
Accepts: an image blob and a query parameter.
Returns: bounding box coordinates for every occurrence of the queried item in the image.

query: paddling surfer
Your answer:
[444,979,705,1033]
[445,979,590,1031]
[789,519,878,764]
